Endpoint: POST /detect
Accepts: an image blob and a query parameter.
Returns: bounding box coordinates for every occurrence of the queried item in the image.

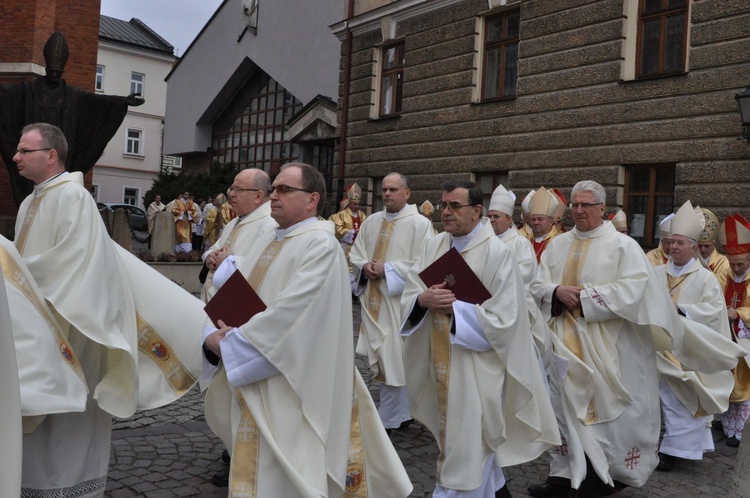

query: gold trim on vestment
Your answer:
[0,246,85,383]
[362,219,395,383]
[230,388,260,498]
[559,237,599,423]
[663,274,687,370]
[136,313,196,396]
[230,238,287,496]
[15,196,43,255]
[344,372,368,497]
[432,312,453,477]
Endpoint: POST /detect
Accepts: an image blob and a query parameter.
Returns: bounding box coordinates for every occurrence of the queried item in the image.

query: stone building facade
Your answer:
[332,0,750,247]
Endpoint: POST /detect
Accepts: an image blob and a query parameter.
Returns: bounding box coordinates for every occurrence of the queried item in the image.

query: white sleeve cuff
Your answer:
[342,229,356,245]
[451,300,491,352]
[385,263,406,296]
[212,255,237,289]
[220,329,280,388]
[580,286,617,322]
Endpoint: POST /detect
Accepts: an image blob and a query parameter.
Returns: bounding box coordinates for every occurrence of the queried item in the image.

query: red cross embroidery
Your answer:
[625,447,640,470]
[589,288,606,307]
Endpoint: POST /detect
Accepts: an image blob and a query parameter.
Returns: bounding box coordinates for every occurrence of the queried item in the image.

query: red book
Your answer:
[418,247,492,305]
[204,270,266,328]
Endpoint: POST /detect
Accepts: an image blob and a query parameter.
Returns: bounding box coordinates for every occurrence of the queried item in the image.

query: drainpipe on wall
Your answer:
[336,0,355,210]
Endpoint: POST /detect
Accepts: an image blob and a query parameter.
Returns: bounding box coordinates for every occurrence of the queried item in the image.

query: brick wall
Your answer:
[0,0,101,226]
[340,0,750,223]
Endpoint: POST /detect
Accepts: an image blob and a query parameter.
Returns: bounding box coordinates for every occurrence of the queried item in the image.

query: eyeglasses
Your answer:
[227,186,262,195]
[438,202,475,212]
[569,202,603,210]
[270,184,313,194]
[15,148,51,155]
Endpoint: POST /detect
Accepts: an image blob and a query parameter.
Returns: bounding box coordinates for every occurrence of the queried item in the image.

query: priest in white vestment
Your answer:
[528,181,742,498]
[400,179,559,498]
[654,201,742,471]
[201,168,276,302]
[350,172,433,431]
[203,163,412,497]
[487,184,552,373]
[13,123,204,497]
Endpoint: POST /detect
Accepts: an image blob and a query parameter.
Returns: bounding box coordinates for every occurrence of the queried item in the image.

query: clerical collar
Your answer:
[385,205,407,222]
[451,222,483,252]
[275,216,316,241]
[534,234,547,243]
[668,258,696,277]
[36,170,67,188]
[735,269,750,283]
[350,209,359,218]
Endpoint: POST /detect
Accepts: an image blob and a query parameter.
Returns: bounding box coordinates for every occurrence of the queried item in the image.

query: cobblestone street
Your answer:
[105,303,740,497]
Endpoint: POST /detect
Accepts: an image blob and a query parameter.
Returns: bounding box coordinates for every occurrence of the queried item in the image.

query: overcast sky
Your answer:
[100,0,225,56]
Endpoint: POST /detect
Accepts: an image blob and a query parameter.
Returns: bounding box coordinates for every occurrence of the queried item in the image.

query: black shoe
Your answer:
[711,419,724,431]
[656,452,676,472]
[495,484,513,498]
[212,468,229,487]
[221,449,231,463]
[727,436,741,447]
[528,481,570,498]
[398,418,415,430]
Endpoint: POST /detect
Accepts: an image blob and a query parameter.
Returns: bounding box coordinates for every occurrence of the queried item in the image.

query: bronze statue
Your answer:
[0,32,145,205]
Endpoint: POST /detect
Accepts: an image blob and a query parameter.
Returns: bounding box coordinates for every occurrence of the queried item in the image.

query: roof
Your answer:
[99,15,174,56]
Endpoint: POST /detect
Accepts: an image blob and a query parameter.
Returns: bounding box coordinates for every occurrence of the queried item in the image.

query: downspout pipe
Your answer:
[337,0,355,210]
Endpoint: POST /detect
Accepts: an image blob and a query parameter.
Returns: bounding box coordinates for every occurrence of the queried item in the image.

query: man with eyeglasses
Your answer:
[529,180,699,498]
[349,172,433,434]
[399,179,559,498]
[202,163,411,497]
[646,215,675,267]
[13,123,204,497]
[201,169,276,302]
[172,190,199,253]
[526,187,562,263]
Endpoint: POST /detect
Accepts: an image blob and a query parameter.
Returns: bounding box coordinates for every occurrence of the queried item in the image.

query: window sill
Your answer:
[367,113,401,123]
[619,71,688,84]
[123,153,145,159]
[470,95,517,106]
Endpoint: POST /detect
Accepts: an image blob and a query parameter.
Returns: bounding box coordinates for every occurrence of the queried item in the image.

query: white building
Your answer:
[93,15,177,210]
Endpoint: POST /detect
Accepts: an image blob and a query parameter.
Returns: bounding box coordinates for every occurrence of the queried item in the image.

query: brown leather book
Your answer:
[204,269,266,327]
[418,247,492,305]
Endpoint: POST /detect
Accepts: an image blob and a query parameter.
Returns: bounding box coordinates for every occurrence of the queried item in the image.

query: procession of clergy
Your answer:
[2,123,749,498]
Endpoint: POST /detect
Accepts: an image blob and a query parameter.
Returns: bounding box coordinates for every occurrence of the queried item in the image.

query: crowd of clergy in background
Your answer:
[3,125,749,498]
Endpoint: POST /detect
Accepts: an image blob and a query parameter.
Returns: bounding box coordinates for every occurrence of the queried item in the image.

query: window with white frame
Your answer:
[379,42,404,116]
[123,187,139,206]
[125,128,143,156]
[130,72,144,96]
[95,65,104,92]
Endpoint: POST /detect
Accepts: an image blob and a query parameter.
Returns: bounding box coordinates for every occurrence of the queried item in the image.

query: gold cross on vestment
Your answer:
[731,292,742,309]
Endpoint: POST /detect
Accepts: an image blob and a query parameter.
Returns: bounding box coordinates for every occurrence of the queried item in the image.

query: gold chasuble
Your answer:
[204,220,411,498]
[401,222,559,491]
[531,221,741,490]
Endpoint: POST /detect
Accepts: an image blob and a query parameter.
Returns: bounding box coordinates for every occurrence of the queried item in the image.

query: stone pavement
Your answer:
[106,303,739,497]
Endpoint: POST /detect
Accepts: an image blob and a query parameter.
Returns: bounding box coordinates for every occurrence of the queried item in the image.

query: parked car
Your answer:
[97,203,149,231]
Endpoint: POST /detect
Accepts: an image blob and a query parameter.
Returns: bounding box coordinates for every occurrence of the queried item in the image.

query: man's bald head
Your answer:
[228,168,271,217]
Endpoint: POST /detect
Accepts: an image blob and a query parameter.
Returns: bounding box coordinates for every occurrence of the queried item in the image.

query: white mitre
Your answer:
[489,184,514,215]
[670,200,705,241]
